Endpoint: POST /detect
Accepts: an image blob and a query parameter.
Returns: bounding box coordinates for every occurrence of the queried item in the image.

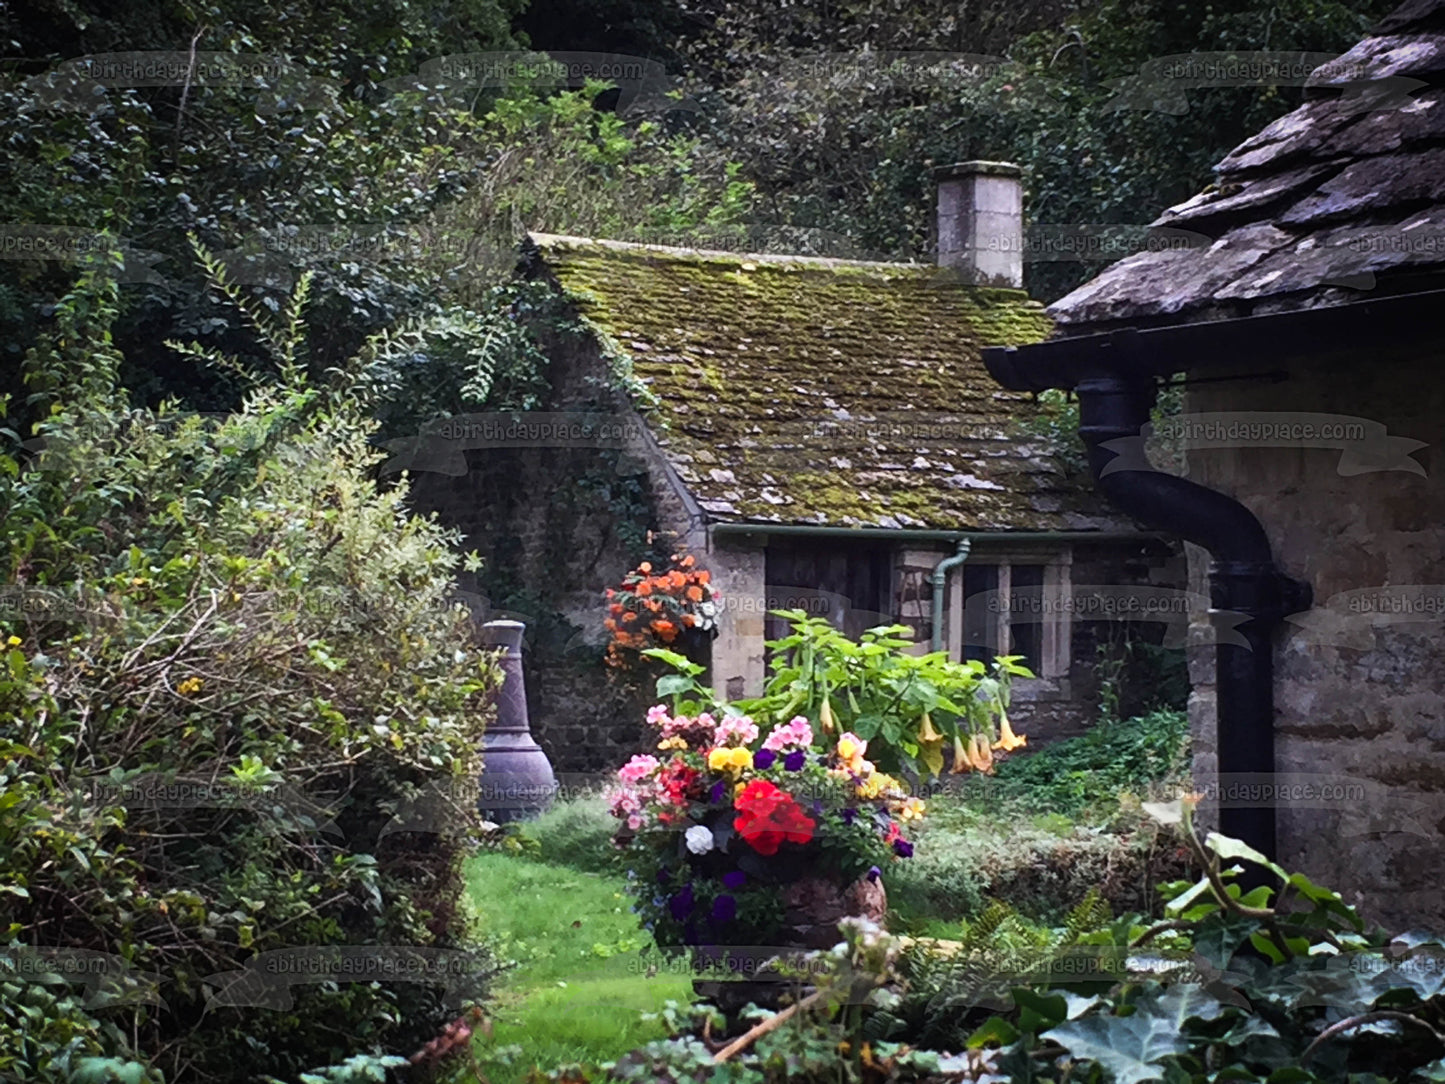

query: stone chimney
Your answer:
[935,160,1023,288]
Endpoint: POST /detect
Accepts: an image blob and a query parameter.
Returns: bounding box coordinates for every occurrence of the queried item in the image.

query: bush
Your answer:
[523,795,622,874]
[0,259,503,1082]
[886,800,1193,928]
[982,708,1191,816]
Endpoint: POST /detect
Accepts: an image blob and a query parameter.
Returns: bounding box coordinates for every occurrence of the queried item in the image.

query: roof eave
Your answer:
[983,285,1445,392]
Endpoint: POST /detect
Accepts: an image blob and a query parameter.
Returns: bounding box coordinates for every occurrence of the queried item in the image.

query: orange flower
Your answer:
[685,585,704,602]
[605,589,615,599]
[609,602,623,614]
[604,618,617,631]
[668,570,686,588]
[696,570,711,584]
[621,611,638,623]
[681,555,695,568]
[639,562,652,573]
[681,613,696,627]
[636,581,652,596]
[653,620,675,635]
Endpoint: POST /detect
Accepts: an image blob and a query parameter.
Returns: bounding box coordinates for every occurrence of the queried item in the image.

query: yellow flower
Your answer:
[855,775,883,799]
[949,732,971,775]
[5,636,20,647]
[992,712,1027,752]
[917,712,941,743]
[177,677,203,697]
[898,796,926,822]
[836,732,870,773]
[708,747,753,775]
[657,736,688,751]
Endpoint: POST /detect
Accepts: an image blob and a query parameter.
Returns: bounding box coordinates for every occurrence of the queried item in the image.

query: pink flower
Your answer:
[714,714,758,746]
[762,716,814,752]
[617,754,660,785]
[646,704,671,727]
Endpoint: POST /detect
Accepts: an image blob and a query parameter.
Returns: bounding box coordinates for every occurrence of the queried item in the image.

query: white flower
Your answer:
[684,825,715,855]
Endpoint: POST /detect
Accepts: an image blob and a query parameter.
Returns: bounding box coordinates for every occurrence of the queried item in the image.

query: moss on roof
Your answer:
[528,233,1125,531]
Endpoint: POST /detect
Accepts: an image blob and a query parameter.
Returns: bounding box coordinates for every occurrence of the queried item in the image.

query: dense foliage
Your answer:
[0,258,504,1082]
[531,797,1445,1084]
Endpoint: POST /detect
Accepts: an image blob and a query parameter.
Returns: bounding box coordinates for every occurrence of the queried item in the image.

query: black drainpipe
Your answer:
[1073,370,1311,865]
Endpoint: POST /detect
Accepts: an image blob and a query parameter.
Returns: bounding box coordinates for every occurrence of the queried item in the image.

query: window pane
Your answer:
[962,564,999,664]
[1009,564,1046,672]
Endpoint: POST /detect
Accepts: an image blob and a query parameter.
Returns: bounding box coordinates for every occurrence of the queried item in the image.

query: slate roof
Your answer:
[1050,0,1445,331]
[525,233,1131,532]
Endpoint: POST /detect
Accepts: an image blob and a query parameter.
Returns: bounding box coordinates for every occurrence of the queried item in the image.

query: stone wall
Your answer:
[403,320,700,775]
[1182,345,1445,931]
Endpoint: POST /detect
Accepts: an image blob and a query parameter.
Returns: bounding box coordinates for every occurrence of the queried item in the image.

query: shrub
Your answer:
[523,795,622,874]
[0,257,503,1082]
[982,708,1191,816]
[886,799,1193,927]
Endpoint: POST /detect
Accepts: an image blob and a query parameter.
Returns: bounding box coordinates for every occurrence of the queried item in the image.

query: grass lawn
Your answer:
[463,852,693,1083]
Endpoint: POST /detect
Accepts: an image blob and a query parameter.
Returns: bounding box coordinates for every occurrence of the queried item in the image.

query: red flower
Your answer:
[658,759,702,809]
[733,780,815,856]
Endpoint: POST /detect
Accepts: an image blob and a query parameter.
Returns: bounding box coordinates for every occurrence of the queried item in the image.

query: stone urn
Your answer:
[692,873,887,1020]
[477,620,557,823]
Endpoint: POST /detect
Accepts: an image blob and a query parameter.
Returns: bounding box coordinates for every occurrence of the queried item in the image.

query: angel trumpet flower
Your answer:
[819,696,837,734]
[949,731,971,774]
[992,711,1027,753]
[968,732,994,773]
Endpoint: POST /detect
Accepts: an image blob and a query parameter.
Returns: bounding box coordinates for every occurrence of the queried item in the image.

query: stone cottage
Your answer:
[403,164,1184,775]
[985,0,1445,929]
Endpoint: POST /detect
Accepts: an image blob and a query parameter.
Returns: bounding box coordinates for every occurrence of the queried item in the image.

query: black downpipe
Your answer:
[1075,374,1311,866]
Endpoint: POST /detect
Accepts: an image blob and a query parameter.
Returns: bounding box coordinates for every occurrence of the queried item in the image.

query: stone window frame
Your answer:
[946,546,1073,699]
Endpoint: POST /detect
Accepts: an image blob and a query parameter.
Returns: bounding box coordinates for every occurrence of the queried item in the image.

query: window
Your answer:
[952,551,1071,683]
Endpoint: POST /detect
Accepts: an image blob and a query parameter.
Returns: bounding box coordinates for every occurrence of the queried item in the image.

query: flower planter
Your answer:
[690,871,888,1018]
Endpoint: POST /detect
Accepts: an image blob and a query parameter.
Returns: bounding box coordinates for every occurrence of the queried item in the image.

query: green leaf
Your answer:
[1205,834,1288,881]
[966,1016,1019,1048]
[1192,912,1261,970]
[1013,987,1068,1033]
[1043,1009,1190,1084]
[1165,875,1214,915]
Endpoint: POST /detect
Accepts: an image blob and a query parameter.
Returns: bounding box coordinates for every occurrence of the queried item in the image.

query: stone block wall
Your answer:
[1181,345,1445,931]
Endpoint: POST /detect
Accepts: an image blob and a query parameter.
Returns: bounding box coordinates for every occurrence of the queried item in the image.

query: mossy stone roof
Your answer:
[527,233,1126,531]
[1049,0,1445,330]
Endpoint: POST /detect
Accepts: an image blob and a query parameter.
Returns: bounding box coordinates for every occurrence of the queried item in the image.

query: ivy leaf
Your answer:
[1413,1057,1445,1082]
[1042,1011,1190,1084]
[1190,912,1260,975]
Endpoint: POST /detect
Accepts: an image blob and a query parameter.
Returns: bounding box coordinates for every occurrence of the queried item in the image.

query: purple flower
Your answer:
[669,883,695,920]
[753,749,777,770]
[892,839,914,858]
[722,870,747,889]
[866,865,882,883]
[709,780,727,803]
[783,750,807,771]
[710,894,737,923]
[841,808,856,825]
